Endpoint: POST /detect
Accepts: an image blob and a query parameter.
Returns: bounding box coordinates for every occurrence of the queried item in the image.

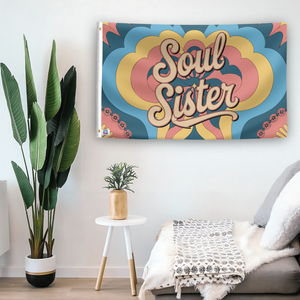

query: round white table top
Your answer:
[95,215,147,227]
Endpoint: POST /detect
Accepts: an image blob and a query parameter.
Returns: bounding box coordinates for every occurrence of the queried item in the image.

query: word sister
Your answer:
[147,32,240,128]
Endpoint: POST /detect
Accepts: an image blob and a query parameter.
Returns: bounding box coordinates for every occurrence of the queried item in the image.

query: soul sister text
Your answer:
[147,32,240,128]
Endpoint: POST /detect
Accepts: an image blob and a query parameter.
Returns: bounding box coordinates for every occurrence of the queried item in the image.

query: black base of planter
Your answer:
[26,271,56,288]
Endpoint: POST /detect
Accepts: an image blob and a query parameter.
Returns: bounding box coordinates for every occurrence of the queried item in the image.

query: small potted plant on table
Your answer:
[104,162,138,220]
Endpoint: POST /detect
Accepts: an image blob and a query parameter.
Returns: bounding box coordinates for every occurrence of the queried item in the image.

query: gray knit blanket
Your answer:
[173,219,245,288]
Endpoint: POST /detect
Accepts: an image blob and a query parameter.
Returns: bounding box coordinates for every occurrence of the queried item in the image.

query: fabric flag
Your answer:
[97,22,287,140]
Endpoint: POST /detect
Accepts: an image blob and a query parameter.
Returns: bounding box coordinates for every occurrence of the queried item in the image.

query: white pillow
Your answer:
[260,171,300,250]
[253,159,300,227]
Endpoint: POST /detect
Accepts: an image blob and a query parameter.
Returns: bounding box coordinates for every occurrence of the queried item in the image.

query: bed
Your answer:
[139,160,300,300]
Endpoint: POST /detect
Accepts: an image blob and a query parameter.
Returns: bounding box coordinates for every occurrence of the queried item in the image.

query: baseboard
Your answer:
[0,266,144,278]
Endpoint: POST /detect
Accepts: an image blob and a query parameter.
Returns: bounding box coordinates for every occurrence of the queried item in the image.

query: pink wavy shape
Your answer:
[131,46,162,103]
[103,23,121,46]
[206,46,258,103]
[131,46,182,103]
[202,118,224,139]
[165,125,183,139]
[269,23,287,47]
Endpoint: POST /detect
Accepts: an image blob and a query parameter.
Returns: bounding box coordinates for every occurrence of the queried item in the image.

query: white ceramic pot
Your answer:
[25,254,56,287]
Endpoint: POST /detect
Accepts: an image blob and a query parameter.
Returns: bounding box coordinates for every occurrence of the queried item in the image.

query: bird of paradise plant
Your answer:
[0,36,80,258]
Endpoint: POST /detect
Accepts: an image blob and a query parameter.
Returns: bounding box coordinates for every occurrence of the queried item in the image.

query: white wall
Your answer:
[0,0,300,278]
[0,181,10,256]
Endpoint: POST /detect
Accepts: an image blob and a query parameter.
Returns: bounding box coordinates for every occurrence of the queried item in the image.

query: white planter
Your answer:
[25,254,56,287]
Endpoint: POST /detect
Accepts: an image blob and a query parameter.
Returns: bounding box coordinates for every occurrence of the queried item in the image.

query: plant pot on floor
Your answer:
[25,254,56,287]
[109,189,128,220]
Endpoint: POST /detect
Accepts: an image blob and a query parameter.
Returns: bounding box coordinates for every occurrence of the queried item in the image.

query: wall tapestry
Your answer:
[97,22,287,140]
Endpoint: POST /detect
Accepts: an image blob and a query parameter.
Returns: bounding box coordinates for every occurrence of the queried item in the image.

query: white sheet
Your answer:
[138,220,300,300]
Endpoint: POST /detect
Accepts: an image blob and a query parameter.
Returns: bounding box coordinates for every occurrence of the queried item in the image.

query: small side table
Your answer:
[95,215,147,295]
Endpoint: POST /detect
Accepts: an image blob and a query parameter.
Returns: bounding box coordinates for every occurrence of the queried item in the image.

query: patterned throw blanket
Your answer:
[173,219,245,289]
[139,220,300,300]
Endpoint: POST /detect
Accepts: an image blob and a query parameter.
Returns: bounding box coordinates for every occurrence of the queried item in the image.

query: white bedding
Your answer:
[138,220,300,300]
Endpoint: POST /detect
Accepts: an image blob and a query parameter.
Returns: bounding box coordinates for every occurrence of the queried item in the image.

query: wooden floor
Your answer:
[0,278,154,300]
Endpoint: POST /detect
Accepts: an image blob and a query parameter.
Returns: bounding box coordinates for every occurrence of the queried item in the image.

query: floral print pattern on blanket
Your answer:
[173,219,245,287]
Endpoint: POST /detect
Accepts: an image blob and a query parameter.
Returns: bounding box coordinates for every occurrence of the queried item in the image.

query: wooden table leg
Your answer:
[124,226,137,296]
[127,227,137,284]
[95,256,107,290]
[95,226,114,291]
[132,252,137,284]
[128,258,137,295]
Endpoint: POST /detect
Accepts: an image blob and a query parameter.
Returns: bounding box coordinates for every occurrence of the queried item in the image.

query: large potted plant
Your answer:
[104,162,138,220]
[0,36,80,287]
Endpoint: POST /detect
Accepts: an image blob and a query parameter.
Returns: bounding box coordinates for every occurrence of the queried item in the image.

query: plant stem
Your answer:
[20,145,30,180]
[48,207,51,255]
[19,144,34,249]
[31,167,37,225]
[24,206,33,241]
[52,207,56,233]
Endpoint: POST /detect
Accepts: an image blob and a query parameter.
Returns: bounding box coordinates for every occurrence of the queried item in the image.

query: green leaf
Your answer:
[56,167,70,188]
[38,133,55,188]
[47,114,59,135]
[0,63,27,145]
[39,172,57,211]
[30,103,47,171]
[54,66,76,146]
[45,40,61,121]
[46,66,76,143]
[53,108,80,173]
[11,161,34,209]
[23,35,37,118]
